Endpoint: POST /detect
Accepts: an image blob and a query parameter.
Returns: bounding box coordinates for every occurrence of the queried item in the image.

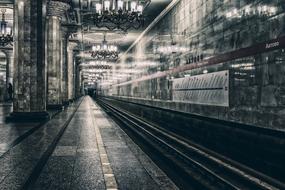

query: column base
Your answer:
[6,111,50,122]
[47,104,64,110]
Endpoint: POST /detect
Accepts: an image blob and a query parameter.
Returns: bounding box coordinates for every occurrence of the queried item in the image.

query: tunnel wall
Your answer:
[103,0,285,130]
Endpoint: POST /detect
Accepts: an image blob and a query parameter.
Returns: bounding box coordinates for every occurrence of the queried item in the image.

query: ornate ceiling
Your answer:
[0,0,172,59]
[70,0,172,58]
[0,0,173,85]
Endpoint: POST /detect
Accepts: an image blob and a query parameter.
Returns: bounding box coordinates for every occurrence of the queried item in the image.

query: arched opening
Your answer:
[0,6,14,103]
[0,51,7,102]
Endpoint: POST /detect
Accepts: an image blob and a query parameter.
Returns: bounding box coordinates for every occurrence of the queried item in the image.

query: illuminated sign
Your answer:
[84,65,112,70]
[172,70,229,107]
[265,41,279,49]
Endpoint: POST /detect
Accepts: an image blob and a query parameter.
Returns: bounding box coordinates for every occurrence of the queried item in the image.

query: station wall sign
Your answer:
[86,65,112,70]
[172,70,229,107]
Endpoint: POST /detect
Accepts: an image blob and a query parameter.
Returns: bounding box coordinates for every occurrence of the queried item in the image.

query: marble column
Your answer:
[46,0,70,109]
[4,49,13,85]
[67,42,77,101]
[61,27,69,105]
[3,49,13,101]
[80,70,84,95]
[9,0,49,121]
[75,58,82,98]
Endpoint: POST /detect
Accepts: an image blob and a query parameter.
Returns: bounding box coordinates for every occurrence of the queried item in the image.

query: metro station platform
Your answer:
[1,0,285,189]
[1,96,284,190]
[0,97,177,190]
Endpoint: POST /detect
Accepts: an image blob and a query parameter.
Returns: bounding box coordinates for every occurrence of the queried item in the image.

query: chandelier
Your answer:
[84,0,150,31]
[0,9,12,47]
[90,34,119,60]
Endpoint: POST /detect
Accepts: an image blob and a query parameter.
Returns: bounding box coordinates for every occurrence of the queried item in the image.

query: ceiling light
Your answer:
[90,34,119,60]
[83,0,150,31]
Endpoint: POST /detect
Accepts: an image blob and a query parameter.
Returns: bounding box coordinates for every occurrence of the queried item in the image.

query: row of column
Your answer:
[10,0,81,121]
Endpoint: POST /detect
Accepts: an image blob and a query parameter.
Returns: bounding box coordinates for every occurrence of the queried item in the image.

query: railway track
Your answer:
[97,99,285,190]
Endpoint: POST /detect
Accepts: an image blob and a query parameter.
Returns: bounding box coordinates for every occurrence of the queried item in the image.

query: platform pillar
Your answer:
[4,49,13,85]
[46,0,70,109]
[67,42,77,101]
[3,49,13,101]
[9,0,49,121]
[75,57,82,98]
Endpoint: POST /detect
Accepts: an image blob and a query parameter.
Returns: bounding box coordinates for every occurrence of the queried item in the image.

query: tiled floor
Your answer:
[0,97,177,190]
[0,103,60,158]
[0,101,80,190]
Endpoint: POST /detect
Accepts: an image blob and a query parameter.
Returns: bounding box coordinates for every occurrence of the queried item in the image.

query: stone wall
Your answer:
[103,0,285,130]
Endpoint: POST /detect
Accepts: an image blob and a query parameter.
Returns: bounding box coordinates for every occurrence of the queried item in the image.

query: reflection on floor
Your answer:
[0,102,58,156]
[0,97,177,190]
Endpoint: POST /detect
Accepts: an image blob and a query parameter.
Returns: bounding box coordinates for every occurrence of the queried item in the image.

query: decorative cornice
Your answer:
[0,46,13,51]
[61,25,78,39]
[62,23,79,34]
[1,48,13,56]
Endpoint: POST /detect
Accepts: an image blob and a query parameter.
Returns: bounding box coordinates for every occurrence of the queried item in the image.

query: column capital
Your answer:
[47,0,70,18]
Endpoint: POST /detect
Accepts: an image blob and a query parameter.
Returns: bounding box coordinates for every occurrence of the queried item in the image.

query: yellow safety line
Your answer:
[90,98,118,190]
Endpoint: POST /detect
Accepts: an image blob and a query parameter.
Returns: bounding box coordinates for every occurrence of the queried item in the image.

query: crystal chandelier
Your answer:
[0,9,13,47]
[90,34,119,60]
[84,0,150,31]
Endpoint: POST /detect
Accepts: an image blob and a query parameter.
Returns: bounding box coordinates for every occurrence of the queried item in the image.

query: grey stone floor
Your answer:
[0,100,80,190]
[0,104,59,156]
[0,97,177,190]
[0,104,38,155]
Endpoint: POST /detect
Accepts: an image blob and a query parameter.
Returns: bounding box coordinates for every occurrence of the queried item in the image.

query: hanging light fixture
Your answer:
[83,0,150,31]
[0,9,13,47]
[90,34,119,60]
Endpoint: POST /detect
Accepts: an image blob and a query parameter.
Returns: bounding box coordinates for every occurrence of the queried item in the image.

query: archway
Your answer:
[0,51,7,102]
